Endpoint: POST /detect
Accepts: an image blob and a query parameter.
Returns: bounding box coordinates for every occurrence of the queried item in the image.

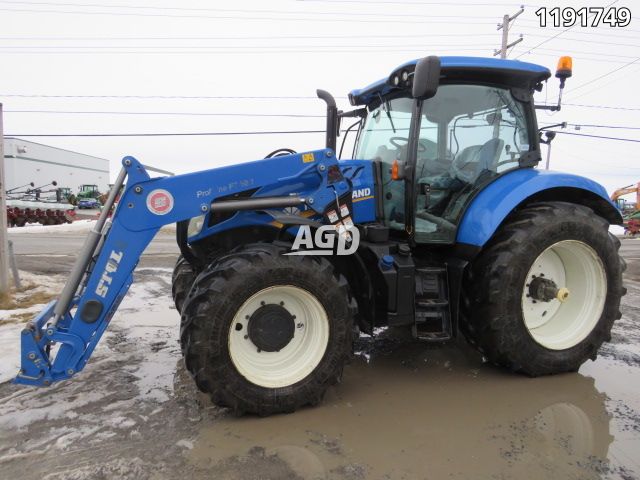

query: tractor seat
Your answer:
[452,138,504,184]
[417,138,504,216]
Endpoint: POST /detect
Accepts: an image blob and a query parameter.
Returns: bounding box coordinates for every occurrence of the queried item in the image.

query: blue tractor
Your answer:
[16,56,625,415]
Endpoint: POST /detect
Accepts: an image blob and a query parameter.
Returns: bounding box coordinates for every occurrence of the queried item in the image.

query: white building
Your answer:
[3,137,110,196]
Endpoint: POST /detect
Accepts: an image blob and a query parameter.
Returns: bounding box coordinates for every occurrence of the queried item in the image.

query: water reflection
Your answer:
[189,334,613,479]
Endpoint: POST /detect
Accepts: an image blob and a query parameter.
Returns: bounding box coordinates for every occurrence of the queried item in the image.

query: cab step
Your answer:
[413,266,452,341]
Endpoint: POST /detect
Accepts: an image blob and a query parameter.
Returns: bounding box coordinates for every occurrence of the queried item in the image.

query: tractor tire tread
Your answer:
[180,242,354,415]
[460,201,625,377]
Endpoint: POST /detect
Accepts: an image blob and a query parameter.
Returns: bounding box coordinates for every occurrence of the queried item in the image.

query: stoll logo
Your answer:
[284,225,360,256]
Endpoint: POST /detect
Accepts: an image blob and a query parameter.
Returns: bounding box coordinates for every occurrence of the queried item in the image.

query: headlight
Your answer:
[187,215,206,237]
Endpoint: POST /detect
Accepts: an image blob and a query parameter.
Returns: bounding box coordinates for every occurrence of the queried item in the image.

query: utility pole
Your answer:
[0,104,10,297]
[494,6,525,58]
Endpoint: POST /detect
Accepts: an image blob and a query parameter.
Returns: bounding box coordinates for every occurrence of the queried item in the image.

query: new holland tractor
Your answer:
[15,56,625,415]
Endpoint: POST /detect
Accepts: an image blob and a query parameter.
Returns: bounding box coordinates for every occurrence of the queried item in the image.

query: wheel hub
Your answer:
[521,240,606,350]
[247,304,295,352]
[528,275,568,302]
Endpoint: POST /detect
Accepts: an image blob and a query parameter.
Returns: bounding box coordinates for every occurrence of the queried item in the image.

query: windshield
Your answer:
[355,97,436,162]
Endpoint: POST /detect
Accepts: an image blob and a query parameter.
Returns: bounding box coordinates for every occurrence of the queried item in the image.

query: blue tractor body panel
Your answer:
[341,159,377,223]
[189,158,378,243]
[349,56,551,106]
[456,168,621,247]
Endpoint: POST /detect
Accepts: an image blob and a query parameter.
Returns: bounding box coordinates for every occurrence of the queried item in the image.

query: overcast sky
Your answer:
[1,0,638,198]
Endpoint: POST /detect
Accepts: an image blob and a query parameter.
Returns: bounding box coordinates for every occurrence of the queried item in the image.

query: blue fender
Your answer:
[457,168,620,247]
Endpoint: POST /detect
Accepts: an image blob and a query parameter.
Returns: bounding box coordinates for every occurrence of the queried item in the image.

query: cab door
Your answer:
[411,83,535,244]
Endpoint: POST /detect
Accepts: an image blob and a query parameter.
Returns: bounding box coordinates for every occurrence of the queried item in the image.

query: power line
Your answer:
[552,130,640,143]
[566,57,640,98]
[517,24,640,39]
[536,47,639,61]
[0,0,502,19]
[0,94,336,99]
[3,109,326,118]
[8,129,640,141]
[525,33,640,48]
[0,43,497,50]
[541,122,640,130]
[563,103,640,111]
[0,33,504,41]
[4,130,328,137]
[297,0,541,6]
[2,96,638,112]
[0,7,499,24]
[0,47,493,55]
[570,124,640,130]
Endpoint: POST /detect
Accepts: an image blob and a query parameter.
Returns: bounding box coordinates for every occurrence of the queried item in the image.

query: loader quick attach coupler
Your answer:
[15,274,135,386]
[16,300,83,385]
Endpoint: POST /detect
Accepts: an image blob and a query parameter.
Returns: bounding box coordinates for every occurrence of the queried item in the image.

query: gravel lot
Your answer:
[0,231,639,480]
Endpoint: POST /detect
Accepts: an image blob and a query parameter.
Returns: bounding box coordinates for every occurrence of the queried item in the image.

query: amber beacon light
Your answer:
[555,56,573,82]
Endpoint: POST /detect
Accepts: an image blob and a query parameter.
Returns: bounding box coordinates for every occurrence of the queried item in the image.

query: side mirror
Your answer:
[412,56,441,100]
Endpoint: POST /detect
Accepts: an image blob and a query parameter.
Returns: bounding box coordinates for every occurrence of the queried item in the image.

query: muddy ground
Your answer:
[0,235,639,480]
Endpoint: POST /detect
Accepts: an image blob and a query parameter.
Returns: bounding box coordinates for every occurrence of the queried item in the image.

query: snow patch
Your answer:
[0,272,66,383]
[610,225,625,236]
[8,219,97,234]
[176,439,194,449]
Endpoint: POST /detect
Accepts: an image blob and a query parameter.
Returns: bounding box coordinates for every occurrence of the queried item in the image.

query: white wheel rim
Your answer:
[228,285,329,388]
[521,240,607,350]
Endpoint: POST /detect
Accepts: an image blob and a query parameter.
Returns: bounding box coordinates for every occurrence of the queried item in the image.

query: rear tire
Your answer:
[171,255,197,313]
[180,243,353,415]
[461,202,625,376]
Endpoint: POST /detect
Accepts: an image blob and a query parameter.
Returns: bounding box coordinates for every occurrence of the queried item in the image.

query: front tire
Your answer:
[462,202,625,376]
[180,243,353,415]
[171,255,197,313]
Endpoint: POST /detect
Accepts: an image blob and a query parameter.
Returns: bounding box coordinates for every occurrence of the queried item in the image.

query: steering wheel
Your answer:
[389,136,428,152]
[264,148,297,159]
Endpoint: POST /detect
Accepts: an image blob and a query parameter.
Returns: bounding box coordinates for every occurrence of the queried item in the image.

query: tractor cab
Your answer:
[349,57,550,244]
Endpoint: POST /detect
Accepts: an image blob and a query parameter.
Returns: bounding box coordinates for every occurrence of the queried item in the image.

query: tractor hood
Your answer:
[349,56,551,106]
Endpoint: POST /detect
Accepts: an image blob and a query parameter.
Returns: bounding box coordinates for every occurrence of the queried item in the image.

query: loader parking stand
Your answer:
[2,3,640,479]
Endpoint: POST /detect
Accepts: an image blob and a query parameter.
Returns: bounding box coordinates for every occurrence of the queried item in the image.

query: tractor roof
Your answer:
[348,56,551,106]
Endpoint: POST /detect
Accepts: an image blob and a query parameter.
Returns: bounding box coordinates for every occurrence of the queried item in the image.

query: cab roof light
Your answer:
[555,56,572,81]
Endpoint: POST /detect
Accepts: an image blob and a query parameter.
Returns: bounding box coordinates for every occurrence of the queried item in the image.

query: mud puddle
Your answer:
[0,242,639,479]
[190,334,634,480]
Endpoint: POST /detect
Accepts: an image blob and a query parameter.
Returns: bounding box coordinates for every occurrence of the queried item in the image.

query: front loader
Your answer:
[16,55,625,415]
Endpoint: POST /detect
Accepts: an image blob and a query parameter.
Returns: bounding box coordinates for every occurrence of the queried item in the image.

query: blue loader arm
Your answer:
[15,150,349,387]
